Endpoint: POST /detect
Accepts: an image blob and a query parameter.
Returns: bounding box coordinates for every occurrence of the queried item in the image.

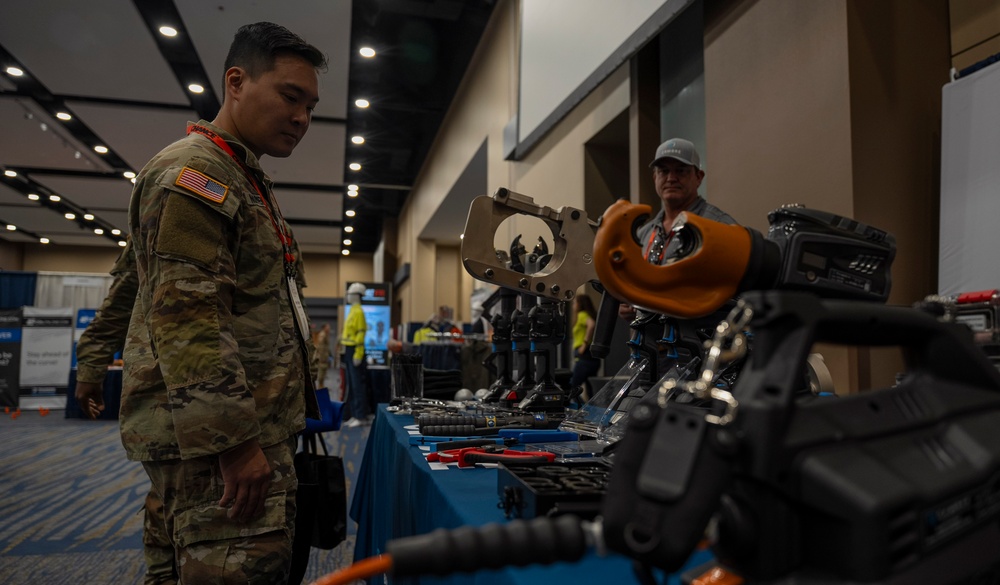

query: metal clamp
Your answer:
[461,188,599,300]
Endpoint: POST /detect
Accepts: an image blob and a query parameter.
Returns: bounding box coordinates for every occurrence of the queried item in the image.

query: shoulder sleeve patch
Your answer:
[174,166,229,204]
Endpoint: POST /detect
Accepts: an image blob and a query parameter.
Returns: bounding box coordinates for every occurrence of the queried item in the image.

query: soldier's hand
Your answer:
[218,439,271,522]
[74,381,105,420]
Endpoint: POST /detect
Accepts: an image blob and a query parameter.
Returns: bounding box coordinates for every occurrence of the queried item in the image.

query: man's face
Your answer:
[653,159,704,211]
[232,53,319,159]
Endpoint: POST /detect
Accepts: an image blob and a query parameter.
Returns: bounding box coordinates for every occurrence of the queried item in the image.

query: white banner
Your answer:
[20,307,74,388]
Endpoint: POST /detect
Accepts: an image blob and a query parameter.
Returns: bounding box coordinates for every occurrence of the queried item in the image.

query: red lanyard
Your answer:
[186,124,296,267]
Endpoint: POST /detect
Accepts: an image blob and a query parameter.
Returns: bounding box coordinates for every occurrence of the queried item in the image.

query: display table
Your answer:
[350,404,712,584]
[64,368,122,420]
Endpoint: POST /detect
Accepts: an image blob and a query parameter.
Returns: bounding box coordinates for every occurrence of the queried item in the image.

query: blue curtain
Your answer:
[0,271,37,309]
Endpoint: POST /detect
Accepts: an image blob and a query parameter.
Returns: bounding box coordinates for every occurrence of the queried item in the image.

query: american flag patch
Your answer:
[175,167,228,203]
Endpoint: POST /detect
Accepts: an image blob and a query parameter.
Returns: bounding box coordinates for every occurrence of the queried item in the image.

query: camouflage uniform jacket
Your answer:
[76,240,137,384]
[123,120,319,462]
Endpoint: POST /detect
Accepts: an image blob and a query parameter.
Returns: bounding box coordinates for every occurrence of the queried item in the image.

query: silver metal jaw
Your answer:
[461,188,599,300]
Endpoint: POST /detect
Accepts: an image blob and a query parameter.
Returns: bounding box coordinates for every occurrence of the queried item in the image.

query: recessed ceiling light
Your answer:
[351,136,365,145]
[344,226,354,233]
[342,249,351,256]
[49,195,61,202]
[3,170,16,177]
[347,191,358,198]
[27,193,39,201]
[83,213,94,220]
[130,178,136,184]
[94,228,104,235]
[111,229,121,235]
[118,240,127,247]
[355,98,370,108]
[346,210,356,217]
[188,84,204,94]
[349,163,361,171]
[56,112,72,121]
[359,47,376,58]
[460,233,465,239]
[158,26,178,37]
[64,213,76,220]
[5,66,23,77]
[343,239,352,246]
[123,171,136,179]
[6,225,15,231]
[39,237,50,244]
[94,145,108,154]
[347,184,358,191]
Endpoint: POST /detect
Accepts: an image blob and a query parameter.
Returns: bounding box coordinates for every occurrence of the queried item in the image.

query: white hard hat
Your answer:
[347,282,366,295]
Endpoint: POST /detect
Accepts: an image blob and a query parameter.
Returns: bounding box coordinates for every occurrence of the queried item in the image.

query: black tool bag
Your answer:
[294,433,347,549]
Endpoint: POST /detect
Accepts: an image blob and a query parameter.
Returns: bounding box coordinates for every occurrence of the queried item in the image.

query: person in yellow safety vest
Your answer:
[340,282,369,426]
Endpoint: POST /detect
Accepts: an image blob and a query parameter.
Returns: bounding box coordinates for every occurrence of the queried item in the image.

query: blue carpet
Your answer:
[0,409,370,584]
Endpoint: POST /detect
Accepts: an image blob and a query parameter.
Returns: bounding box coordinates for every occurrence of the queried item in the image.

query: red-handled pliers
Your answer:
[426,445,557,468]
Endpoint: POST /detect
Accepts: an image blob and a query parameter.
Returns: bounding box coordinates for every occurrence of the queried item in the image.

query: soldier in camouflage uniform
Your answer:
[122,22,325,584]
[75,240,177,585]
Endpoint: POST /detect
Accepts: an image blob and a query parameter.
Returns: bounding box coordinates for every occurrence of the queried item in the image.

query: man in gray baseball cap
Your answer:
[622,137,740,377]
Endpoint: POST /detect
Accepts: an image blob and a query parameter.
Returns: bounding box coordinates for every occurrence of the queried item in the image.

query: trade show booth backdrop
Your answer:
[0,270,112,408]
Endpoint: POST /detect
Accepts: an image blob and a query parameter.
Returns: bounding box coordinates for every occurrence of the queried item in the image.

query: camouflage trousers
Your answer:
[143,488,178,584]
[141,437,297,585]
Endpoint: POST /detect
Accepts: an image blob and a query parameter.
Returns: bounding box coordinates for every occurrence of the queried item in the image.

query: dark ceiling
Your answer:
[0,0,496,257]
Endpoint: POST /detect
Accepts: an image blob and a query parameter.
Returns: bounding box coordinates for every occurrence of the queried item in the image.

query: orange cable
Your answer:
[308,554,394,585]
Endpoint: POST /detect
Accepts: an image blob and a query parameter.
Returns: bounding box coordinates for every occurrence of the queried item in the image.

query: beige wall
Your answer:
[396,0,630,326]
[950,0,1000,70]
[0,240,24,270]
[704,0,949,392]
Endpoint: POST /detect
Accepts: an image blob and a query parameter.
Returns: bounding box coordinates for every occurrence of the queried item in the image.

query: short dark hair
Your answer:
[223,22,327,84]
[575,294,596,315]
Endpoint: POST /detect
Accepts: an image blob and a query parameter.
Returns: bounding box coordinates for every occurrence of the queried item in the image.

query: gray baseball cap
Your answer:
[649,138,701,169]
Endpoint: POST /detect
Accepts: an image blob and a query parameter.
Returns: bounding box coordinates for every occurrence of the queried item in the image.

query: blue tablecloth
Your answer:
[350,404,713,584]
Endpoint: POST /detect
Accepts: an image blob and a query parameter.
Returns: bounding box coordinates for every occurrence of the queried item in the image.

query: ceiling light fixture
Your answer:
[349,163,361,171]
[351,136,365,144]
[346,210,356,217]
[39,237,50,244]
[344,226,354,233]
[118,241,127,247]
[341,249,350,256]
[56,112,72,121]
[359,47,376,58]
[347,184,358,191]
[83,213,94,220]
[188,83,204,94]
[27,193,39,201]
[49,195,61,202]
[6,225,15,231]
[347,191,358,198]
[3,170,15,177]
[5,66,23,77]
[355,98,370,108]
[343,239,352,246]
[123,171,136,179]
[111,229,121,236]
[94,228,104,235]
[158,26,178,37]
[64,213,76,220]
[94,145,108,154]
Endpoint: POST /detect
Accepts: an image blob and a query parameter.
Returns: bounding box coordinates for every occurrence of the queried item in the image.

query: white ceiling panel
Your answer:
[0,98,112,172]
[67,102,199,172]
[0,0,189,105]
[290,225,342,246]
[177,0,352,119]
[36,176,133,215]
[262,122,345,185]
[275,189,342,222]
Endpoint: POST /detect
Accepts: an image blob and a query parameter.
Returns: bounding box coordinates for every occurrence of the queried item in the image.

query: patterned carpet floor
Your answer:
[0,409,370,584]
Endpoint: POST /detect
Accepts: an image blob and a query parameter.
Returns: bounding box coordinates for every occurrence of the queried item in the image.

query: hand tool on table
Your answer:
[426,445,558,468]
